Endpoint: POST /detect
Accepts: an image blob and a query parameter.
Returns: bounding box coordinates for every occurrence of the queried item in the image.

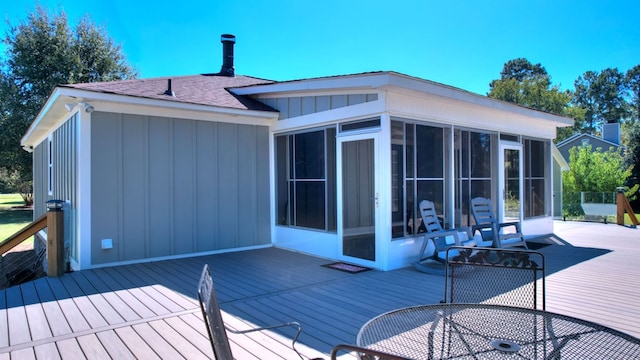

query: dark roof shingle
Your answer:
[61,74,275,111]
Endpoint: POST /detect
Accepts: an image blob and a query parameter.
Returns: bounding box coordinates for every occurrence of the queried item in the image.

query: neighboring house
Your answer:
[21,35,573,271]
[556,123,624,164]
[554,123,625,219]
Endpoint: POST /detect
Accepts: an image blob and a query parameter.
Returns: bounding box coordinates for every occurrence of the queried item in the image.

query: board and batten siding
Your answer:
[90,112,271,265]
[32,114,79,262]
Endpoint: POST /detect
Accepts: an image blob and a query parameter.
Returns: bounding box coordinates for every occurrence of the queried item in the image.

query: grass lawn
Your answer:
[0,194,34,243]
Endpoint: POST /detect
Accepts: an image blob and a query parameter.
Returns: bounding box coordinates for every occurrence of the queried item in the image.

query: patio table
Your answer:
[357,303,640,359]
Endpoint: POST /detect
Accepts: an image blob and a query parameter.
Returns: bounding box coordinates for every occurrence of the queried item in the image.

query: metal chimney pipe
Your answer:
[219,34,236,77]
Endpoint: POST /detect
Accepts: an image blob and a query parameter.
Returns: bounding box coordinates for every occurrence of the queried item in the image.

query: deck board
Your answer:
[1,221,639,358]
[114,326,161,359]
[131,322,185,359]
[45,277,92,333]
[55,338,82,358]
[33,343,60,360]
[78,271,142,322]
[76,334,110,359]
[95,330,136,359]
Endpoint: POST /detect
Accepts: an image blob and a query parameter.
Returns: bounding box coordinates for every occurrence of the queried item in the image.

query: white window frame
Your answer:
[48,135,53,196]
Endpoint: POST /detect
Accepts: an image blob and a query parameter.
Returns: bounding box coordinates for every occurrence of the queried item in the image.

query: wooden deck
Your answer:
[1,220,639,359]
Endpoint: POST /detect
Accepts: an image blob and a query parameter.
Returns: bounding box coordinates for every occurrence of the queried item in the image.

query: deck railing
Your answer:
[0,202,65,288]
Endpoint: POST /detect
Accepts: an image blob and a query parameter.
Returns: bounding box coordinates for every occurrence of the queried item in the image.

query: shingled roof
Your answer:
[61,74,276,111]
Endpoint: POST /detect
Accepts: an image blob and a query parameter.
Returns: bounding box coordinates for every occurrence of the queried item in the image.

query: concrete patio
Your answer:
[0,220,638,359]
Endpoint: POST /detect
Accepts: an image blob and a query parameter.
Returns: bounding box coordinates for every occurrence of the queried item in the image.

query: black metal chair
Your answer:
[443,246,546,310]
[197,264,304,360]
[471,197,528,249]
[330,344,411,360]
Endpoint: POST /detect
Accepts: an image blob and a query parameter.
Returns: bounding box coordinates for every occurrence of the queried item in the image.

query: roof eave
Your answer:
[234,71,574,127]
[21,87,278,149]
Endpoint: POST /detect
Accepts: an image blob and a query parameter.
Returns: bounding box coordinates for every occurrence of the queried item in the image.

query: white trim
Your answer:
[47,134,53,196]
[21,87,279,148]
[336,132,381,269]
[552,143,569,171]
[499,142,524,224]
[76,109,92,270]
[86,244,272,270]
[447,124,456,227]
[236,72,573,126]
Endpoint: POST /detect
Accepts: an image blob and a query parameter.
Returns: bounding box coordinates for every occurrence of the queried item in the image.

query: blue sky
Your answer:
[2,0,639,95]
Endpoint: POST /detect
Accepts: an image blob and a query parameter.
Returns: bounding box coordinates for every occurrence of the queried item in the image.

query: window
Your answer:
[454,130,494,227]
[524,138,549,218]
[275,128,336,231]
[48,135,53,195]
[391,121,445,238]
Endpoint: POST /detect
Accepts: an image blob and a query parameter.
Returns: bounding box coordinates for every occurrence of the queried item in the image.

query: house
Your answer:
[556,123,624,163]
[555,123,625,219]
[20,35,573,271]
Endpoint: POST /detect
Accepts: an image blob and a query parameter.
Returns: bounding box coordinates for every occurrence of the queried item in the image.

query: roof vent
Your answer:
[164,79,175,96]
[218,34,235,77]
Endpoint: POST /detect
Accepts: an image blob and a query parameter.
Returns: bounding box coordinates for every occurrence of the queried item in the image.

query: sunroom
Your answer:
[237,71,572,271]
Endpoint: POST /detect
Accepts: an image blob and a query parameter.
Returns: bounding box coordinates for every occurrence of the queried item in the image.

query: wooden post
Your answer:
[46,200,65,277]
[616,188,640,227]
[617,189,625,225]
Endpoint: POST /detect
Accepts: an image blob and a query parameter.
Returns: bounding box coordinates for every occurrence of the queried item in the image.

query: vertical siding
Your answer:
[121,115,148,260]
[172,119,195,255]
[195,121,218,251]
[91,113,121,264]
[217,123,240,248]
[32,143,47,219]
[148,116,172,257]
[54,116,79,261]
[32,115,79,263]
[90,112,271,265]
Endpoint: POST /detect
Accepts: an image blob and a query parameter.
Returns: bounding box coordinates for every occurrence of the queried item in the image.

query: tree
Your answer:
[562,144,638,216]
[624,65,640,210]
[491,58,550,86]
[626,65,640,123]
[625,122,640,207]
[0,6,137,204]
[572,68,629,134]
[488,58,578,142]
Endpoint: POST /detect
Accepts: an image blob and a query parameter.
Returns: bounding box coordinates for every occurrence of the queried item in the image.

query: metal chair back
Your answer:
[444,246,545,310]
[197,264,234,360]
[197,264,305,360]
[331,344,411,360]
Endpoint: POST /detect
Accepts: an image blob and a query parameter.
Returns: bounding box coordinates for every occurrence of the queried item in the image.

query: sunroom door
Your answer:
[499,143,523,223]
[337,133,378,267]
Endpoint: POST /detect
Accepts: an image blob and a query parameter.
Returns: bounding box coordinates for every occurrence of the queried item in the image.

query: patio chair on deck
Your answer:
[197,264,304,360]
[412,200,479,274]
[471,197,528,249]
[443,246,546,310]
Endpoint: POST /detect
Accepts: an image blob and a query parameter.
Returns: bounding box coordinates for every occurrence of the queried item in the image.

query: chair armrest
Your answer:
[498,221,522,232]
[424,229,464,249]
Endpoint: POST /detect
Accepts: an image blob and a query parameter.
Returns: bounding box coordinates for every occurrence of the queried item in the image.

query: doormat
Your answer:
[526,242,552,250]
[322,262,371,274]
